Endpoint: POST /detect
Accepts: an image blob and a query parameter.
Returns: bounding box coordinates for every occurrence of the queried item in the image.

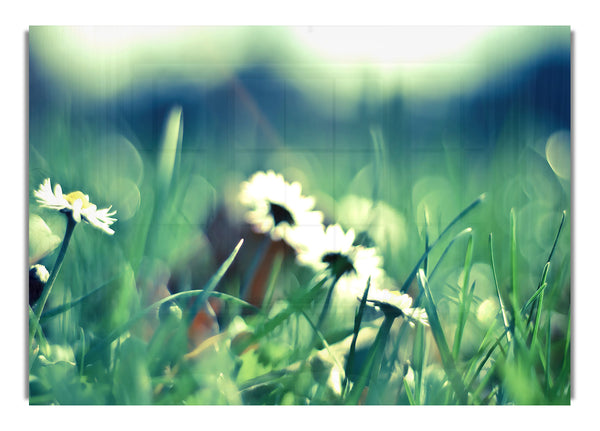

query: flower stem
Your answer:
[30,216,76,341]
[312,273,342,347]
[345,313,395,404]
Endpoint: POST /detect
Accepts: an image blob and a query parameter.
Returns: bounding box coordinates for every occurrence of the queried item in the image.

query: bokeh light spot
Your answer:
[545,130,571,180]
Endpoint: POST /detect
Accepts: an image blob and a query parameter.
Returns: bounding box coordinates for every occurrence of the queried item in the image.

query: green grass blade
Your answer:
[300,310,345,378]
[411,227,472,319]
[489,233,511,341]
[531,282,548,348]
[403,378,417,405]
[545,310,553,394]
[157,105,183,195]
[466,327,509,392]
[554,311,570,397]
[28,306,49,372]
[509,208,521,335]
[261,251,283,315]
[546,211,566,264]
[428,228,472,283]
[345,315,394,405]
[452,235,474,359]
[88,288,256,357]
[527,212,565,329]
[185,239,244,323]
[236,278,328,355]
[343,277,371,397]
[423,206,430,276]
[273,279,326,328]
[79,327,85,376]
[89,240,245,355]
[472,359,500,402]
[413,321,425,404]
[370,127,388,204]
[417,269,468,404]
[40,271,124,322]
[526,262,550,329]
[314,274,342,340]
[464,320,499,388]
[400,193,485,293]
[523,278,549,315]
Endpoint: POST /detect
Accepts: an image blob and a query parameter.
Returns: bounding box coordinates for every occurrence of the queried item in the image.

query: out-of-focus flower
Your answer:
[34,178,117,235]
[365,288,429,326]
[29,264,50,306]
[295,224,384,295]
[28,214,61,264]
[238,170,323,248]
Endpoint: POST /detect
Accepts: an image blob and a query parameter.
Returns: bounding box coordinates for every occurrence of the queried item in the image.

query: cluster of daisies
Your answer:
[239,170,429,326]
[31,174,427,326]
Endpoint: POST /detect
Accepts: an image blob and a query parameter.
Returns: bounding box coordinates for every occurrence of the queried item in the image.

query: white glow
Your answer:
[291,26,491,64]
[72,26,185,51]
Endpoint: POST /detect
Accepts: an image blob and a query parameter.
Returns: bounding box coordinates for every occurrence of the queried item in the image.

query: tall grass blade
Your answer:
[343,277,371,397]
[509,208,520,335]
[522,277,549,314]
[423,206,430,276]
[235,278,328,355]
[489,233,511,341]
[413,321,426,404]
[370,127,387,203]
[40,272,124,322]
[531,281,548,348]
[28,306,49,372]
[157,105,183,196]
[452,235,474,359]
[30,217,77,342]
[403,378,417,405]
[429,228,472,283]
[528,212,566,327]
[546,211,566,264]
[300,310,345,378]
[545,310,552,394]
[88,288,256,358]
[464,321,499,389]
[554,311,570,398]
[89,240,245,355]
[261,251,283,315]
[400,193,485,293]
[79,327,85,376]
[185,239,244,323]
[417,269,468,404]
[312,274,343,348]
[345,315,394,405]
[472,360,500,402]
[466,328,508,394]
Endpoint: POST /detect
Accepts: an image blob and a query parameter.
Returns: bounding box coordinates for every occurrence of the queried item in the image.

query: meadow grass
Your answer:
[28,107,570,405]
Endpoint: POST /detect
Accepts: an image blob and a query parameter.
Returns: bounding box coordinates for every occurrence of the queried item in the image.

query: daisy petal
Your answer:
[71,199,83,222]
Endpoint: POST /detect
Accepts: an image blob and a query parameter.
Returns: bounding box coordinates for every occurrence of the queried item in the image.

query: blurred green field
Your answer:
[28,26,570,405]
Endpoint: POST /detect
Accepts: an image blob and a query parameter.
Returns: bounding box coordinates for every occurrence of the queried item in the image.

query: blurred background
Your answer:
[28,26,570,366]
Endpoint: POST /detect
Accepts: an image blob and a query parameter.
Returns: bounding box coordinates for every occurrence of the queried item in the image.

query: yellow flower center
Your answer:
[64,191,93,209]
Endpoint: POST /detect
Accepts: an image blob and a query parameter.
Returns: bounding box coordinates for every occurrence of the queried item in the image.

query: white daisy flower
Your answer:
[238,170,323,248]
[295,223,384,295]
[365,288,429,326]
[34,178,117,235]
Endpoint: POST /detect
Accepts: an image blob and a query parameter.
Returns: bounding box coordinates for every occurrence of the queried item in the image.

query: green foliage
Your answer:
[28,105,570,406]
